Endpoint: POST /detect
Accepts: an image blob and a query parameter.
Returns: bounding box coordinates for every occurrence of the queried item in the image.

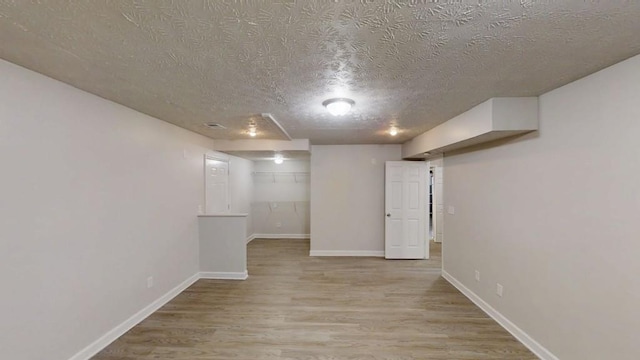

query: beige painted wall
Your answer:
[0,60,212,360]
[310,145,402,254]
[443,54,640,359]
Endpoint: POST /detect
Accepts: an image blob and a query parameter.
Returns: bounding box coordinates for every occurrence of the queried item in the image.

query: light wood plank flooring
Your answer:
[93,239,536,359]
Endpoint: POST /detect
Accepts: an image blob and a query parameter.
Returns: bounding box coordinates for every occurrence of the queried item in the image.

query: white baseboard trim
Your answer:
[309,250,385,257]
[246,234,256,244]
[199,271,248,280]
[252,233,310,239]
[68,272,200,360]
[442,270,558,360]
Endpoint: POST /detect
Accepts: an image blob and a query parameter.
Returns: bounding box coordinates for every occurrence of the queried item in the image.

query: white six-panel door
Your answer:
[205,157,229,214]
[385,161,428,259]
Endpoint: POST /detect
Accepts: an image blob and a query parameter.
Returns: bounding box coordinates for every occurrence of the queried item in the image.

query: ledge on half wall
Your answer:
[199,271,248,280]
[248,234,310,243]
[309,250,385,257]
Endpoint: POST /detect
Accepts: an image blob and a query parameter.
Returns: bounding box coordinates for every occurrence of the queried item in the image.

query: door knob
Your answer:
[386,213,391,217]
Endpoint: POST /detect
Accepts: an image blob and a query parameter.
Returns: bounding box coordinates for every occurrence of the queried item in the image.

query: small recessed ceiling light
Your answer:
[322,98,355,116]
[389,127,398,136]
[274,154,284,164]
[248,126,257,137]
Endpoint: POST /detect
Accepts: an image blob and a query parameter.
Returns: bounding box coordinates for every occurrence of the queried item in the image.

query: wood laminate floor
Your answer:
[93,240,536,360]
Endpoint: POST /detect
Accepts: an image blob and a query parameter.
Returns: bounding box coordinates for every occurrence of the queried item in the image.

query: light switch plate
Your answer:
[447,206,455,215]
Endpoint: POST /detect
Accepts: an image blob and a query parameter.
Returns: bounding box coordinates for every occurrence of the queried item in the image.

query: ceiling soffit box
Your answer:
[402,98,539,159]
[212,139,311,161]
[224,150,310,162]
[200,113,291,141]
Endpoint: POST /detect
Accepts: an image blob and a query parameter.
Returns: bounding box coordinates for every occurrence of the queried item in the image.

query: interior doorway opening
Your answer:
[428,168,434,241]
[427,160,443,268]
[429,155,444,244]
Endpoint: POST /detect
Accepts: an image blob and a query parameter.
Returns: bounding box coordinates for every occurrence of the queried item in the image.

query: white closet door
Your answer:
[205,158,229,213]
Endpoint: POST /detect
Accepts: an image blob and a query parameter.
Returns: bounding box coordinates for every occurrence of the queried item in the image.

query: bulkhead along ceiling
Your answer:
[1,1,640,144]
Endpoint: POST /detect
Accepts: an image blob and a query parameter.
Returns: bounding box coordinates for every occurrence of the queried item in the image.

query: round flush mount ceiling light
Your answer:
[248,126,257,137]
[389,127,398,136]
[274,154,284,164]
[322,98,355,116]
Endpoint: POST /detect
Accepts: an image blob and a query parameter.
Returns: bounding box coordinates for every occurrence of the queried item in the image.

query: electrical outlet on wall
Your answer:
[496,283,503,297]
[275,222,282,228]
[475,270,480,282]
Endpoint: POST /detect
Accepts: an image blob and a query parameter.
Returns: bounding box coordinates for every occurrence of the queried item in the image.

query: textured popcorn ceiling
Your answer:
[1,1,640,144]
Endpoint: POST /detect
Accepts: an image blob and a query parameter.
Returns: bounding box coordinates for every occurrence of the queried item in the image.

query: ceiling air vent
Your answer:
[204,123,226,129]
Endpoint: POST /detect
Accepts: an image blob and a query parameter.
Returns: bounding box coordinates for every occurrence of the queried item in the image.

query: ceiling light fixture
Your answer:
[248,126,257,137]
[322,98,355,116]
[274,154,284,164]
[389,127,398,136]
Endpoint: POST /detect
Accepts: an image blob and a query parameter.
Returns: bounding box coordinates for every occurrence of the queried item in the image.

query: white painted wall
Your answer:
[0,60,212,360]
[228,156,254,238]
[310,145,402,255]
[252,160,310,237]
[198,215,248,278]
[443,54,640,359]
